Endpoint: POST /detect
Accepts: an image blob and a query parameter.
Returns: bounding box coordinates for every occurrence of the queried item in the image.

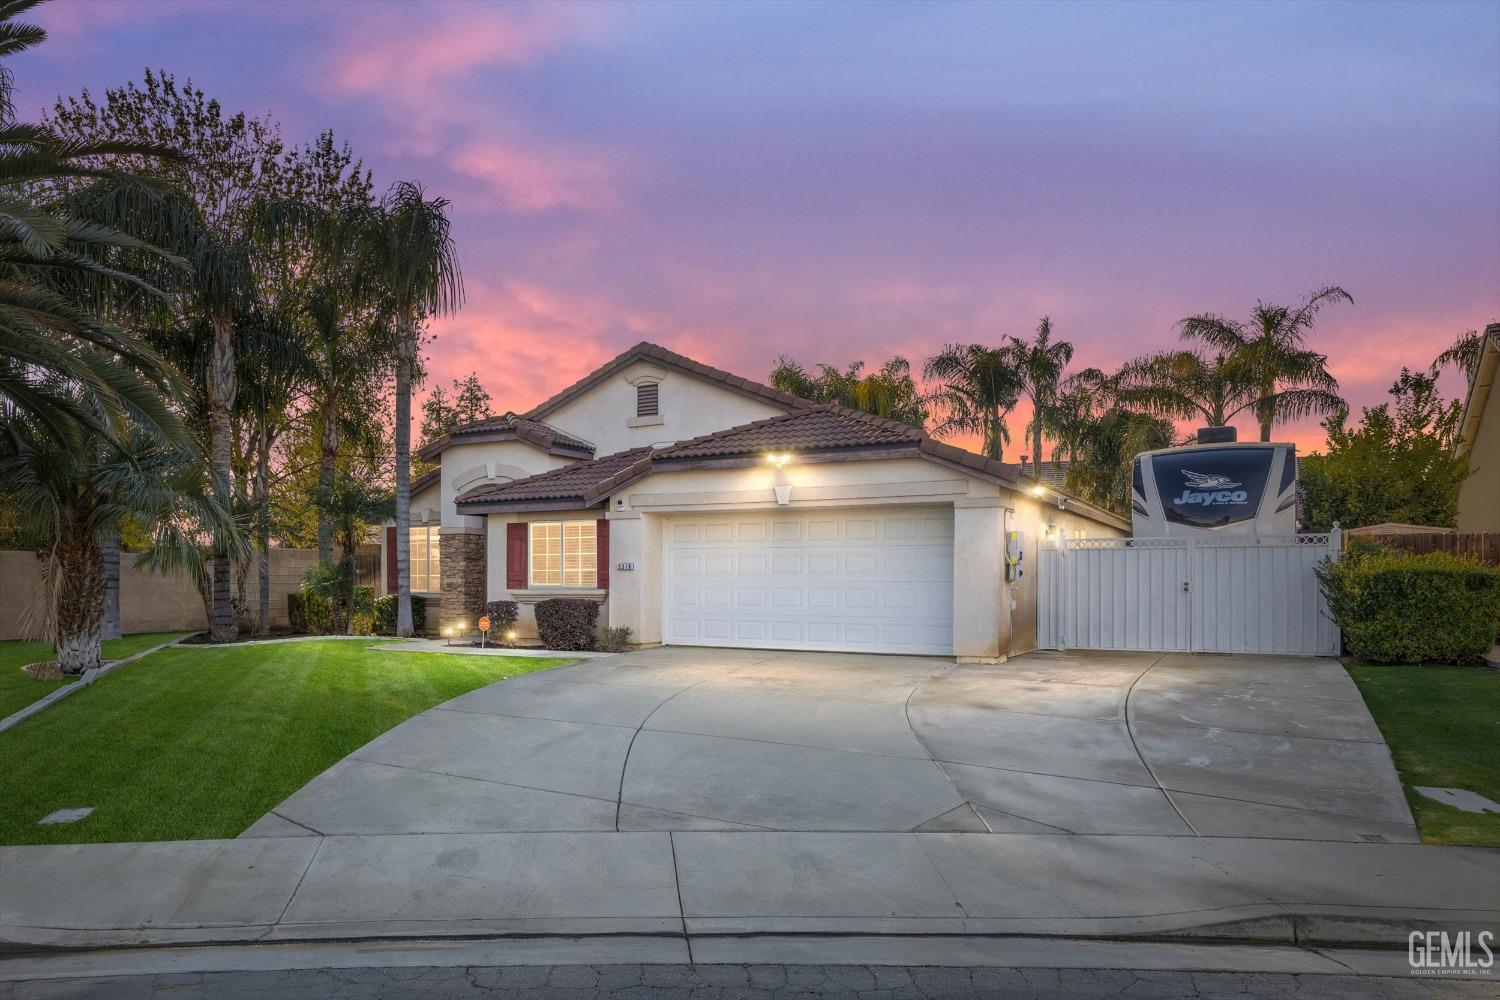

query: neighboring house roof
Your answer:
[410,466,441,497]
[1017,457,1069,490]
[418,412,596,462]
[1456,323,1500,459]
[455,447,653,510]
[523,341,811,421]
[456,404,1130,531]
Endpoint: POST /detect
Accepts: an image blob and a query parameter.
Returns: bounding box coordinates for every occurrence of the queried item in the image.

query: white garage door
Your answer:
[663,506,954,655]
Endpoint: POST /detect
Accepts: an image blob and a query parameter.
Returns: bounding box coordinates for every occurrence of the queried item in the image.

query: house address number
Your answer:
[616,562,635,571]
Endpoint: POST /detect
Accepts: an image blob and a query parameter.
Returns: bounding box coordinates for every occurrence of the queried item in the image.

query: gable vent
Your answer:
[636,382,659,417]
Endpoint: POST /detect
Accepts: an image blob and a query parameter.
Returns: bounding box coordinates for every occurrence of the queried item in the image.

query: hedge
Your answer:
[287,583,375,636]
[534,598,600,651]
[372,594,428,635]
[482,601,520,643]
[1317,545,1500,664]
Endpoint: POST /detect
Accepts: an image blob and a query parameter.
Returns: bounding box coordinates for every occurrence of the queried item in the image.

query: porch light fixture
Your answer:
[765,452,792,469]
[1029,484,1046,497]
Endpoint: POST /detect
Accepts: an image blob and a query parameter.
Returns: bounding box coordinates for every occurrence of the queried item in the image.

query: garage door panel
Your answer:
[663,507,954,655]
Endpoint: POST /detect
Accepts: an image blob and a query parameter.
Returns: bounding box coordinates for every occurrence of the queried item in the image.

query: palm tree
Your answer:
[1114,348,1270,431]
[769,355,927,427]
[0,407,237,673]
[922,344,1023,460]
[1432,329,1485,383]
[0,5,186,448]
[367,182,462,637]
[1178,287,1349,441]
[1006,316,1074,478]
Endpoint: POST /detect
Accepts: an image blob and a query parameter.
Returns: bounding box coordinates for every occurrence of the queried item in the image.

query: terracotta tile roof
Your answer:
[419,412,595,462]
[523,341,810,420]
[455,447,652,508]
[410,466,441,496]
[653,405,922,459]
[452,400,1128,532]
[1018,458,1070,489]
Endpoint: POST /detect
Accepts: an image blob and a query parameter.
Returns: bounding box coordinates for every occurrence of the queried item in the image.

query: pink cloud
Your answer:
[451,140,620,214]
[333,5,606,100]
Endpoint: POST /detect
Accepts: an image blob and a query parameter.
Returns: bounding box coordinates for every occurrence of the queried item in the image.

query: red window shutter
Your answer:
[596,519,610,590]
[506,523,528,590]
[385,527,397,593]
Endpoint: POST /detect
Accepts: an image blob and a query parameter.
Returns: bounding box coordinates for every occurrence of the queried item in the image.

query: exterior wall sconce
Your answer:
[766,452,793,505]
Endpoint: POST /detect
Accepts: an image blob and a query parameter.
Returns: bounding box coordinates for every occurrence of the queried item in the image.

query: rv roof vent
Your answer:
[1196,426,1237,445]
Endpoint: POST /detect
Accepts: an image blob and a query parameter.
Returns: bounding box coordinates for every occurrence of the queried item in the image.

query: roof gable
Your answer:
[418,412,595,462]
[523,341,810,422]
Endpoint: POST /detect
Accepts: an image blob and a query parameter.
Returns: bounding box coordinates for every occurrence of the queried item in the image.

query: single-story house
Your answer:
[379,342,1127,662]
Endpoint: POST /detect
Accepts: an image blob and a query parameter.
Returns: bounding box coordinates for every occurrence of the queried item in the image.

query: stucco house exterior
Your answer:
[380,342,1127,662]
[1455,323,1500,532]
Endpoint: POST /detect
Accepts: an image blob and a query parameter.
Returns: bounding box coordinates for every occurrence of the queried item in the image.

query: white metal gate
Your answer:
[1037,533,1341,656]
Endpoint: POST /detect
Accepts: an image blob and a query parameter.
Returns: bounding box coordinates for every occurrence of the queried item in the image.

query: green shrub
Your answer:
[534,598,600,651]
[287,592,307,634]
[372,594,428,635]
[599,625,633,653]
[482,601,520,644]
[350,611,375,637]
[1317,546,1500,664]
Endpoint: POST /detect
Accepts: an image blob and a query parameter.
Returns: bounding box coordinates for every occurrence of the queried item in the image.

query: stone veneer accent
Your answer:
[438,529,487,634]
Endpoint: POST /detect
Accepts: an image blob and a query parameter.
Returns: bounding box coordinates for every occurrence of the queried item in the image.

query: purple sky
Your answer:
[22,0,1500,453]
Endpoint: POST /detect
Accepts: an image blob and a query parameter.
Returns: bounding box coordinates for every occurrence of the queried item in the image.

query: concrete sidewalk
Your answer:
[4,832,1497,953]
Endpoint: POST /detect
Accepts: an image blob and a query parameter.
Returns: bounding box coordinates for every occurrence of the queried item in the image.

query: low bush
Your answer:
[350,611,375,637]
[372,594,428,635]
[534,598,600,651]
[599,626,633,653]
[287,592,308,634]
[482,601,520,644]
[1317,545,1500,664]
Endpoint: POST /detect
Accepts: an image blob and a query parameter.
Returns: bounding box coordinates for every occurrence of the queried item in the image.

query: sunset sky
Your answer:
[23,1,1500,454]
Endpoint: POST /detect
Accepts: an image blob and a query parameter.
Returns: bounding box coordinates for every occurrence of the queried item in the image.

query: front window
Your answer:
[410,525,442,593]
[530,520,597,587]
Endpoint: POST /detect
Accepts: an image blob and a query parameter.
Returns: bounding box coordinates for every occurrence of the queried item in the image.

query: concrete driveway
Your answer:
[244,647,1416,843]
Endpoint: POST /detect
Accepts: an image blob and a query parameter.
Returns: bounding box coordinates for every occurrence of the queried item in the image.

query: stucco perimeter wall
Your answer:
[539,359,788,457]
[0,548,321,640]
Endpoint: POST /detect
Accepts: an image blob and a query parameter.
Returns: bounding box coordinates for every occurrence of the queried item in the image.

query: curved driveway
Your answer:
[244,646,1416,843]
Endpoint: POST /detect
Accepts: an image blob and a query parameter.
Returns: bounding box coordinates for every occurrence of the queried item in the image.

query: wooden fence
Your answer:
[1346,532,1500,565]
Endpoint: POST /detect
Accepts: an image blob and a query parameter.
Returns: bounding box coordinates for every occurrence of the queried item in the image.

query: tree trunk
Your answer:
[207,312,239,643]
[100,523,122,640]
[394,323,415,637]
[255,415,272,637]
[317,395,338,565]
[1032,427,1044,482]
[54,524,106,675]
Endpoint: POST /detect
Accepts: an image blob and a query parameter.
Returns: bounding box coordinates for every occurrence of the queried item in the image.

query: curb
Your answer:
[5,905,1495,956]
[0,632,201,735]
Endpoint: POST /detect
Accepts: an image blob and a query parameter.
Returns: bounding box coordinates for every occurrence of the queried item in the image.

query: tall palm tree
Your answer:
[1114,348,1271,431]
[769,355,927,427]
[923,344,1023,460]
[0,5,186,448]
[1006,316,1074,478]
[1179,286,1349,441]
[0,407,237,673]
[368,182,462,637]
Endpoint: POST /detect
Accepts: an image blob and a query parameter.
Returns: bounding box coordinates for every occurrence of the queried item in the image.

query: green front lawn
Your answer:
[0,631,191,721]
[1347,663,1500,847]
[0,640,570,845]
